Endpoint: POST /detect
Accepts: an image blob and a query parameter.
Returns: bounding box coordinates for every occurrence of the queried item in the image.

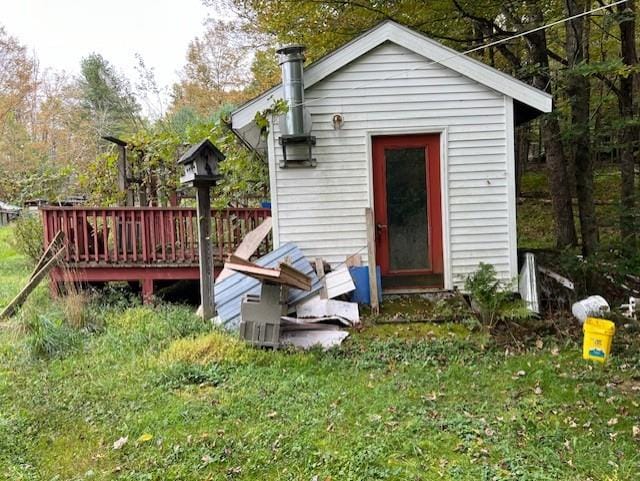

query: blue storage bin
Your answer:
[349,266,382,305]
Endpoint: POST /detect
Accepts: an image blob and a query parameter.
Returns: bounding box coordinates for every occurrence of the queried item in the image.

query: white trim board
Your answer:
[504,97,518,281]
[266,123,280,249]
[231,20,552,131]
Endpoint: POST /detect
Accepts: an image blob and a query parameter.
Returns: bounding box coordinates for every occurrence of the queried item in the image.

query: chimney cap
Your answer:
[276,44,306,64]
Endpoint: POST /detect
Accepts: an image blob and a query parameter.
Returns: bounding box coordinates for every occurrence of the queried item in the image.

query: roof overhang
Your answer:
[232,20,552,141]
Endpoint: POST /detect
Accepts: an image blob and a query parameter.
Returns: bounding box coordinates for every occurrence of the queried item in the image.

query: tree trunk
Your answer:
[617,0,637,245]
[565,0,598,257]
[542,116,579,247]
[524,4,577,248]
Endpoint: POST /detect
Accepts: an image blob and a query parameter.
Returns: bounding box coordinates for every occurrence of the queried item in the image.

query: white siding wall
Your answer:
[268,41,516,288]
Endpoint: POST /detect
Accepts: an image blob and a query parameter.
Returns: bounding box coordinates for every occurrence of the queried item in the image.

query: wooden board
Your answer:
[315,258,327,299]
[216,217,272,283]
[345,254,362,267]
[30,230,64,280]
[224,259,312,291]
[1,246,66,319]
[365,207,380,314]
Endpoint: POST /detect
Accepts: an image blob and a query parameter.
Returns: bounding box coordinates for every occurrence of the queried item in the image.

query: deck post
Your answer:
[141,278,154,304]
[196,186,215,320]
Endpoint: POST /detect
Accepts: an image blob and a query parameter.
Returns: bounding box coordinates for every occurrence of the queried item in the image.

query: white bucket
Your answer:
[572,295,609,324]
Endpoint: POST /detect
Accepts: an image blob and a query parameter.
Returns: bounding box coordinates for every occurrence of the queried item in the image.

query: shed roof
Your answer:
[0,200,20,212]
[231,20,552,132]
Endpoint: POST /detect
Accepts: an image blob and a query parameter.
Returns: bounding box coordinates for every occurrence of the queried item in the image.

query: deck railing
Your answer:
[41,207,272,266]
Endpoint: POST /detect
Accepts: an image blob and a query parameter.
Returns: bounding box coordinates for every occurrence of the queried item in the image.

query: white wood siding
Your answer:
[268,41,516,287]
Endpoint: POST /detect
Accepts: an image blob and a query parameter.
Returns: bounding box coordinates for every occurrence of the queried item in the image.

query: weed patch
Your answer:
[25,314,83,359]
[161,329,253,365]
[154,362,226,390]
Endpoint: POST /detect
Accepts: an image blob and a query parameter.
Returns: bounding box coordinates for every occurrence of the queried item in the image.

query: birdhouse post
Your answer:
[178,139,224,320]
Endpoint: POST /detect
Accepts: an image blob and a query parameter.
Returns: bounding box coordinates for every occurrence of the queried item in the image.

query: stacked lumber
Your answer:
[224,255,312,291]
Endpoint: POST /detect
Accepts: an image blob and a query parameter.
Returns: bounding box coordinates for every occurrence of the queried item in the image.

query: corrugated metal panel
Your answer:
[269,41,513,284]
[214,243,321,330]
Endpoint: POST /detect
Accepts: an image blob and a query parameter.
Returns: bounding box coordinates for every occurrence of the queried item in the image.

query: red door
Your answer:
[372,134,443,289]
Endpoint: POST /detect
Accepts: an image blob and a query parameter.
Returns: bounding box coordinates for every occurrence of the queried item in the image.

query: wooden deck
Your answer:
[41,206,272,301]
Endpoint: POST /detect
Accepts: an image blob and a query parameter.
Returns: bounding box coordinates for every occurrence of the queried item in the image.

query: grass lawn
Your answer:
[1,225,639,480]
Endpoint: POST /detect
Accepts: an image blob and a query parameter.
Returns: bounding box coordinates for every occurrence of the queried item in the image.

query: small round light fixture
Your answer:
[332,113,344,130]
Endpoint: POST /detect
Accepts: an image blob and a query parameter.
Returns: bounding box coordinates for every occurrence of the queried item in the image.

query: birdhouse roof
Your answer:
[177,139,225,164]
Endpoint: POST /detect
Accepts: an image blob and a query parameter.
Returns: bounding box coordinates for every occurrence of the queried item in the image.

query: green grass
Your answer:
[1,226,639,480]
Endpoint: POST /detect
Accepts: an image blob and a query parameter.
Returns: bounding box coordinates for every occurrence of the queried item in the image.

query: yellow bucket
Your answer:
[582,317,615,363]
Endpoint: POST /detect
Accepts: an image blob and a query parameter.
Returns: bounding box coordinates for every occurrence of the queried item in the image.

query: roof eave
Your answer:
[231,20,552,131]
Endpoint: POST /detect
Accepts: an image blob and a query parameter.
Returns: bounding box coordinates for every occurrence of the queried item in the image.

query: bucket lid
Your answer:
[583,317,615,335]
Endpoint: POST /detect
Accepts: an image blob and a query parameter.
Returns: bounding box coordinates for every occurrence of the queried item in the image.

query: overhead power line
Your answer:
[295,0,628,109]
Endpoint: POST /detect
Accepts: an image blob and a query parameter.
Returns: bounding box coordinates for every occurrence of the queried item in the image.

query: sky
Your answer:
[1,0,217,90]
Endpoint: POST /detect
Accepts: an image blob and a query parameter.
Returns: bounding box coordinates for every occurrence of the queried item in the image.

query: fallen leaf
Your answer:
[516,370,526,377]
[534,386,543,395]
[424,392,438,401]
[137,433,153,443]
[551,347,560,356]
[201,454,214,465]
[632,425,639,438]
[607,417,618,426]
[267,411,278,419]
[535,339,543,349]
[112,436,128,450]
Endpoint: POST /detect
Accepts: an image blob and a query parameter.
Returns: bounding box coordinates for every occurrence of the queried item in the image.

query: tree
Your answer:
[564,0,598,257]
[0,25,35,125]
[523,2,577,248]
[78,53,141,137]
[614,0,638,244]
[171,19,251,116]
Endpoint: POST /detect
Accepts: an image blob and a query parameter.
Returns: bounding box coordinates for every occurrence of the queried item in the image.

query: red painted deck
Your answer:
[41,206,272,301]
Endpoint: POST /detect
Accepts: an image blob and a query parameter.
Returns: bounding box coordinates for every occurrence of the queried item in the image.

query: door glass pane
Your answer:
[385,147,429,270]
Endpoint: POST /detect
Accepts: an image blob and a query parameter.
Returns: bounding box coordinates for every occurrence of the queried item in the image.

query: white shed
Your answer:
[231,21,551,291]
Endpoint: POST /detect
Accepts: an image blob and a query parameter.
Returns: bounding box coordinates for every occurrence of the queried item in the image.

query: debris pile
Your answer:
[518,250,638,324]
[213,238,360,350]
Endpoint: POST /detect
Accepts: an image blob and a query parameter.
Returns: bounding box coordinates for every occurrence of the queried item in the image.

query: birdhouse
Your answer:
[177,139,224,187]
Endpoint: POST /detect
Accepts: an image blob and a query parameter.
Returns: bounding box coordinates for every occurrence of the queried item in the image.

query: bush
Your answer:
[464,263,531,328]
[12,214,44,264]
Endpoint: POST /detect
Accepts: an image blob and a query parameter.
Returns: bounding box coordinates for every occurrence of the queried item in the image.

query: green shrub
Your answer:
[12,214,44,264]
[464,263,531,328]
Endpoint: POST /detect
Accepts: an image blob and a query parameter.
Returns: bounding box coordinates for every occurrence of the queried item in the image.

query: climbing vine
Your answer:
[82,106,270,207]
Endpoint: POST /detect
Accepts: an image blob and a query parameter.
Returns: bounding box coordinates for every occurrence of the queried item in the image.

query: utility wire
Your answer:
[292,0,628,109]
